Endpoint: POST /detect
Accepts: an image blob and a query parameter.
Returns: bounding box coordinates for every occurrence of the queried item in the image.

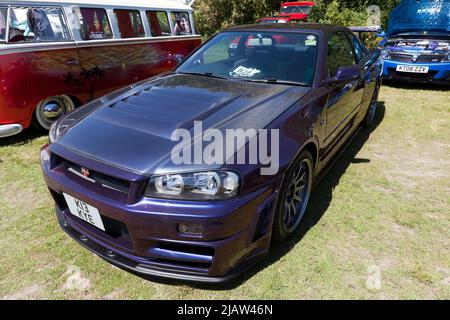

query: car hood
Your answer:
[56,74,310,175]
[387,0,450,37]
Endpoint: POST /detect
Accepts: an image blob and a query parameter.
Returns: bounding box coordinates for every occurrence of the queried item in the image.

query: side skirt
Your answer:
[312,125,363,190]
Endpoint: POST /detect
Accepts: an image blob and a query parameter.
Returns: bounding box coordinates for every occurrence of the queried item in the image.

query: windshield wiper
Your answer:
[178,72,227,80]
[235,78,309,87]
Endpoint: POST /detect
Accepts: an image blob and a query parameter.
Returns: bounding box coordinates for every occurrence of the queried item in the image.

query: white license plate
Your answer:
[396,65,429,73]
[63,194,105,231]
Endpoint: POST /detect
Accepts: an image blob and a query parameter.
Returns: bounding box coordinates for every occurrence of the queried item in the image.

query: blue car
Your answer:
[380,0,450,85]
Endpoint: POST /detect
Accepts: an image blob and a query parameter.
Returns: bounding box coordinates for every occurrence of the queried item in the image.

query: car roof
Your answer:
[281,1,315,6]
[0,0,193,11]
[224,23,348,34]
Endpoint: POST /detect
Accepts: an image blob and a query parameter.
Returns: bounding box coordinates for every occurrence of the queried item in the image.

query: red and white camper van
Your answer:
[0,0,201,137]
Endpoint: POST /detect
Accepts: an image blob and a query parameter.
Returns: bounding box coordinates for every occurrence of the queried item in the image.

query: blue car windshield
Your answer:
[177,31,318,86]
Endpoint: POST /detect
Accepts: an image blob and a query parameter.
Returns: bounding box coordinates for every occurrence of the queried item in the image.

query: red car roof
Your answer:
[281,1,315,7]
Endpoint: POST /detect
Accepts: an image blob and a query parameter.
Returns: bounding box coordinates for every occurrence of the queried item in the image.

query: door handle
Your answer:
[65,59,80,66]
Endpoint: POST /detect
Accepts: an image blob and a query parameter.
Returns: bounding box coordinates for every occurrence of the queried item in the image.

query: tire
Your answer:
[272,150,314,242]
[32,95,75,131]
[363,81,380,127]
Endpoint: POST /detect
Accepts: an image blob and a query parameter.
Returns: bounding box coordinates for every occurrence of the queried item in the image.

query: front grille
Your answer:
[60,158,130,194]
[390,52,445,63]
[416,54,446,63]
[54,191,131,241]
[390,52,414,62]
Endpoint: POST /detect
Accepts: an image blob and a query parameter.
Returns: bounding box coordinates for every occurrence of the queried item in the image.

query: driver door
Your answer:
[324,31,363,148]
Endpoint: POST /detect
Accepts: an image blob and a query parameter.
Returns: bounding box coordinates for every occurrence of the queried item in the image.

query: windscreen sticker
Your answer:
[230,66,261,78]
[305,35,317,46]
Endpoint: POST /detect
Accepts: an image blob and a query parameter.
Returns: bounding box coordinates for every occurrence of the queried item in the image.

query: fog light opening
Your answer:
[177,223,204,236]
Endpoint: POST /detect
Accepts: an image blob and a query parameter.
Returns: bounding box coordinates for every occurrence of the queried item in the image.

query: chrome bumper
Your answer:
[0,124,23,138]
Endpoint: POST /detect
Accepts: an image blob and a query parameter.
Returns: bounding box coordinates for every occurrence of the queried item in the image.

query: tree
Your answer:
[308,0,402,28]
[193,0,282,38]
[193,0,403,39]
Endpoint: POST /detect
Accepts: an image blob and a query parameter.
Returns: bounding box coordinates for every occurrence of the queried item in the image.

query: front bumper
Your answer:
[41,144,279,283]
[382,60,450,84]
[0,124,23,138]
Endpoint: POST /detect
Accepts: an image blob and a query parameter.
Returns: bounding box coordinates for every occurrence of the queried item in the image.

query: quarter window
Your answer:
[75,8,112,40]
[146,11,171,37]
[349,33,366,62]
[8,7,71,43]
[171,11,192,36]
[0,7,7,41]
[326,32,356,76]
[114,9,145,39]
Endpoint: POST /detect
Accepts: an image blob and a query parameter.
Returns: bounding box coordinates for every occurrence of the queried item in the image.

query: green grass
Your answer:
[0,84,449,299]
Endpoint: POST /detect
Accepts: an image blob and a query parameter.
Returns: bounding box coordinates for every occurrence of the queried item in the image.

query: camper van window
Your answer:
[0,7,7,41]
[171,11,191,36]
[146,11,171,37]
[76,8,113,40]
[8,7,71,43]
[114,9,145,39]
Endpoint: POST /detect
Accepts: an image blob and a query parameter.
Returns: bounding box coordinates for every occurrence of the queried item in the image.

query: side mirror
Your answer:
[324,65,361,86]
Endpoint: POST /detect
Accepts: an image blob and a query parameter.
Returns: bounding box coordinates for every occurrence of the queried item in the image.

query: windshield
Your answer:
[177,31,318,86]
[280,5,312,14]
[257,19,287,24]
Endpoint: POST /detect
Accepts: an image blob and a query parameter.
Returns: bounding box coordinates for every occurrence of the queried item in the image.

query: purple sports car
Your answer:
[40,24,382,283]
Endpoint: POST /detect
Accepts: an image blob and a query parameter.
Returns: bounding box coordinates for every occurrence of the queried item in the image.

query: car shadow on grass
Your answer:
[0,128,46,148]
[382,80,449,91]
[189,101,386,291]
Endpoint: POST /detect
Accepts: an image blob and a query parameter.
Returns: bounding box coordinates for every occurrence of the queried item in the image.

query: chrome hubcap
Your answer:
[283,159,312,233]
[43,102,64,120]
[36,96,75,130]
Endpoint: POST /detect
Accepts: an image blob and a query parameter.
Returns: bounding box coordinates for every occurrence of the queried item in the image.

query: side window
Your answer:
[0,7,7,41]
[8,7,71,43]
[146,11,171,37]
[114,9,144,39]
[75,8,112,40]
[349,33,366,62]
[171,11,191,36]
[326,32,356,76]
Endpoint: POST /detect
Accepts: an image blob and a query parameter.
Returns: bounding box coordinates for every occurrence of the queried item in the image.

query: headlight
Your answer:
[48,117,73,144]
[381,49,391,60]
[145,171,240,200]
[49,121,58,144]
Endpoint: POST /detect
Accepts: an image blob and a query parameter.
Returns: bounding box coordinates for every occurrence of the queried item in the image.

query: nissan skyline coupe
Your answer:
[40,24,382,283]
